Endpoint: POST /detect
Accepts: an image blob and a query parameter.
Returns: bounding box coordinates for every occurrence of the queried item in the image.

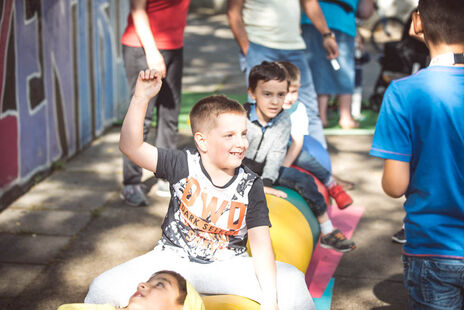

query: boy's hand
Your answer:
[263,186,288,199]
[134,69,162,101]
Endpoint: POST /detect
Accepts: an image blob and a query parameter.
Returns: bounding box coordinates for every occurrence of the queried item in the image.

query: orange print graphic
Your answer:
[179,203,239,236]
[201,192,227,224]
[227,201,246,230]
[181,177,201,207]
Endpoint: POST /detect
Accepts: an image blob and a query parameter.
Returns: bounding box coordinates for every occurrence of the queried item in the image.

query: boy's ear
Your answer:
[193,132,208,153]
[248,88,256,101]
[411,11,425,43]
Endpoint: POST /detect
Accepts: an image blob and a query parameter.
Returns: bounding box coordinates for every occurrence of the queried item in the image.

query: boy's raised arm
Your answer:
[248,226,279,310]
[119,69,162,173]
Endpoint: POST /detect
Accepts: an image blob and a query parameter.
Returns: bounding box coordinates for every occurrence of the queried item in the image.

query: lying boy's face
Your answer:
[283,83,300,109]
[204,112,248,173]
[249,79,288,124]
[128,272,183,310]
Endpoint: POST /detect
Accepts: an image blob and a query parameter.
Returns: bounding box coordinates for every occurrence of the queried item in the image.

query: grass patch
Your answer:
[115,92,378,133]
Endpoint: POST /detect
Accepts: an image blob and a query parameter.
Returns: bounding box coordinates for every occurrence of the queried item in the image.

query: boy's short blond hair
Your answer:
[278,61,300,85]
[189,95,246,134]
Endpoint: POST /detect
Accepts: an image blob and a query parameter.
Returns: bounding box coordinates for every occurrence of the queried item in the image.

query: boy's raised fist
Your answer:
[134,69,162,100]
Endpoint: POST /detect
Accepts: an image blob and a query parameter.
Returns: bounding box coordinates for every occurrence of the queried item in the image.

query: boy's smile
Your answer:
[249,79,288,125]
[203,112,248,174]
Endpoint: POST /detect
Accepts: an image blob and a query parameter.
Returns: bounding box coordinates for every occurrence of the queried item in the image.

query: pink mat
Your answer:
[305,205,364,298]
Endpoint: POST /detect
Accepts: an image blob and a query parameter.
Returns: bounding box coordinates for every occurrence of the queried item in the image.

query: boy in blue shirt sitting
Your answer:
[370,0,464,308]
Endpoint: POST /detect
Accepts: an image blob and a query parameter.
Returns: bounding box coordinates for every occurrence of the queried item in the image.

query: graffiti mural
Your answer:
[0,0,130,199]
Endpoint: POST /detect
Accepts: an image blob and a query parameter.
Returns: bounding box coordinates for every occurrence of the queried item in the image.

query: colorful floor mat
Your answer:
[313,278,335,310]
[306,205,364,298]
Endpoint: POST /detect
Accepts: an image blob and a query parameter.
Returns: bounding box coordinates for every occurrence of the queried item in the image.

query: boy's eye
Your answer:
[278,92,286,97]
[155,282,165,288]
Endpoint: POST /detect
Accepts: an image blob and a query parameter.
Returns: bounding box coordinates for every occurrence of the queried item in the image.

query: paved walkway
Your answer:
[0,13,406,310]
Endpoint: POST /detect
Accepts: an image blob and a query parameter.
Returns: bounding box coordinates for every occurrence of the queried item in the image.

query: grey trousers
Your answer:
[84,245,316,310]
[122,45,183,185]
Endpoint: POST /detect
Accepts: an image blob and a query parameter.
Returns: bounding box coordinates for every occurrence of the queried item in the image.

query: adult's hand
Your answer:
[146,50,167,78]
[323,37,339,59]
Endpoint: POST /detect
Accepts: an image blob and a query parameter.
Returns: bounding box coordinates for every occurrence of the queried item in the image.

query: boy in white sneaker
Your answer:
[85,69,315,310]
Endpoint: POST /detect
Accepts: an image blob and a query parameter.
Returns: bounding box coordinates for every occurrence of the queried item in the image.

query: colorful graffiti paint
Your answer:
[0,0,130,197]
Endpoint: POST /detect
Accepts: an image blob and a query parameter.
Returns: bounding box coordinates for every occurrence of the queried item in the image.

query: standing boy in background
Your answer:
[120,0,190,205]
[244,61,355,253]
[370,0,464,308]
[86,69,315,310]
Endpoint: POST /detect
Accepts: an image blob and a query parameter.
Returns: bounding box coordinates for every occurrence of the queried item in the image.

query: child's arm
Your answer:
[248,226,279,310]
[382,159,410,198]
[130,0,166,77]
[119,69,162,173]
[281,135,304,168]
[227,0,250,55]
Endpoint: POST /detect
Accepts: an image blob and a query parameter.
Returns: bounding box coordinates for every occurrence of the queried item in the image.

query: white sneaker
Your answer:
[156,180,171,197]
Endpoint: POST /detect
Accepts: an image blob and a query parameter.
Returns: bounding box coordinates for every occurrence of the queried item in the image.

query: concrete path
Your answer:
[0,13,407,310]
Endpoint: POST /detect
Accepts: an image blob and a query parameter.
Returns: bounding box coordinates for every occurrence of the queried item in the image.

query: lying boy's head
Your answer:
[189,95,246,134]
[189,95,248,173]
[128,270,205,310]
[278,61,301,109]
[248,61,289,124]
[417,0,464,46]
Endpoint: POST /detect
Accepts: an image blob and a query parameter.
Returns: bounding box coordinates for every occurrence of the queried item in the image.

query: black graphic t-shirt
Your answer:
[155,148,271,263]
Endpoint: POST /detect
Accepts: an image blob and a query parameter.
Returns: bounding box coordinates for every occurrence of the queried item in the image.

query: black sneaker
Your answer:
[392,228,406,244]
[120,184,148,207]
[320,229,356,253]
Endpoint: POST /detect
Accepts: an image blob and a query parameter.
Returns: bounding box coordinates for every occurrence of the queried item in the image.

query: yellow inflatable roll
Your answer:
[203,190,318,308]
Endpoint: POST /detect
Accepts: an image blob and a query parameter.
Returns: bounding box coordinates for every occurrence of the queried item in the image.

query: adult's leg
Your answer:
[155,48,183,149]
[187,256,315,310]
[284,50,327,148]
[338,93,358,129]
[122,46,157,185]
[403,255,464,310]
[318,94,330,128]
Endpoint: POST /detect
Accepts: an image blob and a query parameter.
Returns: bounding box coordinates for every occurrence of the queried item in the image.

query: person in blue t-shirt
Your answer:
[370,0,464,308]
[301,0,373,129]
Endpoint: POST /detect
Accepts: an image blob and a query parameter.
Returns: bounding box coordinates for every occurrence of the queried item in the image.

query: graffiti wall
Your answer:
[0,0,130,201]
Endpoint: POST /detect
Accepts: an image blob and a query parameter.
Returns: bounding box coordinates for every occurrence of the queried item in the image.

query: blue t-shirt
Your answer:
[301,0,359,37]
[370,66,464,259]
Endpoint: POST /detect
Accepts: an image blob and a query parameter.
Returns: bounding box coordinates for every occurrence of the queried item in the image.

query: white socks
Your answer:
[320,220,334,235]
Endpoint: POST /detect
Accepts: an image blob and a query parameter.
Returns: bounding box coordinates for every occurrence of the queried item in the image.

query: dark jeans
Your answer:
[122,45,183,185]
[403,255,464,310]
[293,149,331,185]
[276,167,327,217]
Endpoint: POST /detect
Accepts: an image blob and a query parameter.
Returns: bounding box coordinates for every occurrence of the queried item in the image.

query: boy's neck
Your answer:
[200,155,235,187]
[429,42,464,66]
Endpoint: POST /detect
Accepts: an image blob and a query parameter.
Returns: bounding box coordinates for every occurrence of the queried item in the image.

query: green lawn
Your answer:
[117,92,378,134]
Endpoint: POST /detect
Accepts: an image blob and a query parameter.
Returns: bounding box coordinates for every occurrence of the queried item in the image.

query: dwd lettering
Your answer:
[181,177,247,230]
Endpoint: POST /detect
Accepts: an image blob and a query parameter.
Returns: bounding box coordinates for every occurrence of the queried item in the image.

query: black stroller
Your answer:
[368,12,429,112]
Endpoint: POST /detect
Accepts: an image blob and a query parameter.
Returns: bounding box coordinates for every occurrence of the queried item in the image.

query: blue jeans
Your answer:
[293,149,332,185]
[402,255,464,310]
[277,167,327,217]
[242,41,327,149]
